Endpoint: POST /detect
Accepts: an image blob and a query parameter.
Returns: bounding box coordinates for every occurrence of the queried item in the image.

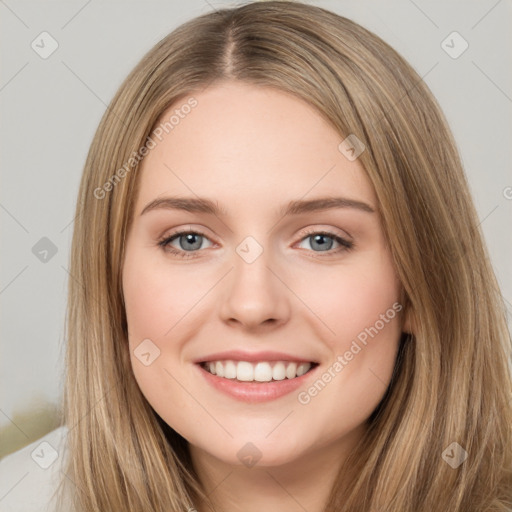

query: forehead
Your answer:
[135,81,376,215]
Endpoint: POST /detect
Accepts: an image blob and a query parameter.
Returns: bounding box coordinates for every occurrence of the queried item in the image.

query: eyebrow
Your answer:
[140,195,376,217]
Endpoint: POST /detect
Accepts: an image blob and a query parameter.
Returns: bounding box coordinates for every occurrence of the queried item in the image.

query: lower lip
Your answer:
[196,363,318,403]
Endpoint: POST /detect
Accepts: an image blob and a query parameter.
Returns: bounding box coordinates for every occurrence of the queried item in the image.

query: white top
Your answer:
[0,426,70,512]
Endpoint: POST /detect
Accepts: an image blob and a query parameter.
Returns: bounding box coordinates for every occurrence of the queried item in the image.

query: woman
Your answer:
[2,1,511,511]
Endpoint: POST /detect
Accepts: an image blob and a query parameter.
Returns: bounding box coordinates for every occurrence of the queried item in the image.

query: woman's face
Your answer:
[122,80,405,469]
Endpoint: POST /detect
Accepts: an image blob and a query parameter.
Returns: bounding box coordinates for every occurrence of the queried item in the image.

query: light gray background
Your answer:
[1,0,511,433]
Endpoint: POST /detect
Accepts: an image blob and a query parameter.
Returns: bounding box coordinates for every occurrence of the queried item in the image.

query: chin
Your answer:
[200,435,311,469]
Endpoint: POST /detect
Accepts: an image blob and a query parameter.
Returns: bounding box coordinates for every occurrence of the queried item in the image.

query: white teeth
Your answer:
[296,363,310,377]
[254,362,272,382]
[224,360,237,379]
[237,361,254,381]
[203,360,313,381]
[272,362,286,381]
[285,362,297,379]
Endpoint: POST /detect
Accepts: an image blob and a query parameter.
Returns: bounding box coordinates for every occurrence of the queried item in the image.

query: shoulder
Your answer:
[0,425,69,512]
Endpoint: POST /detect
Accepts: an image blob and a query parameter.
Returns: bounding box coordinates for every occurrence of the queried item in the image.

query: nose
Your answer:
[219,243,292,331]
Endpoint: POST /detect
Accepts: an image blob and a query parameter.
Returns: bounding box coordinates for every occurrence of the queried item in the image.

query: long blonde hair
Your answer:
[57,2,512,510]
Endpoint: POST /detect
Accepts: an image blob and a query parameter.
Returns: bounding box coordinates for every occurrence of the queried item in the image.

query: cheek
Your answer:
[122,248,206,341]
[122,248,198,420]
[294,252,402,349]
[293,252,403,425]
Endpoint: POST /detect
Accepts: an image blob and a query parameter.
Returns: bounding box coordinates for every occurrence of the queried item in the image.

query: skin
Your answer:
[122,80,410,512]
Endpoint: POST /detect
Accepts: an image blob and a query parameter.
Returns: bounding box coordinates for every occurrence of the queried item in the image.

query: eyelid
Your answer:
[298,225,353,242]
[159,224,351,244]
[293,227,354,255]
[158,225,215,244]
[158,225,354,259]
[158,226,215,248]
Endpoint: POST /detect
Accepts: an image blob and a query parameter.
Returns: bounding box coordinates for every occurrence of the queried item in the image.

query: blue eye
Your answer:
[297,231,353,253]
[158,230,212,258]
[157,229,354,259]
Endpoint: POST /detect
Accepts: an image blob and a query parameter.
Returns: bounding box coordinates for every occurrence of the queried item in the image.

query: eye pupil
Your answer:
[310,234,333,251]
[163,230,350,258]
[180,233,202,251]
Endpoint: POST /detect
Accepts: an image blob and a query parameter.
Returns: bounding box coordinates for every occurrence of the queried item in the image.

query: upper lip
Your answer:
[193,350,318,364]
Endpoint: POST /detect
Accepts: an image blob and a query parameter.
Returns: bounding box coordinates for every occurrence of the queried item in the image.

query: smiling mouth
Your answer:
[199,360,318,383]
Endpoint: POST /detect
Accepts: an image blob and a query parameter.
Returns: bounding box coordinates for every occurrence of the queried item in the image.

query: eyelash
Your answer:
[157,228,354,259]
